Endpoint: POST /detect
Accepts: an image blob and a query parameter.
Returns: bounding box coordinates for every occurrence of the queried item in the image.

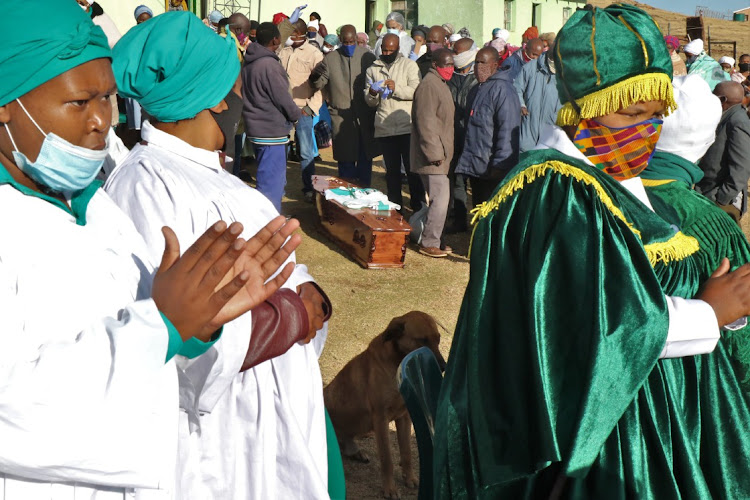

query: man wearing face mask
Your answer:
[322,34,338,54]
[241,22,301,210]
[685,38,729,90]
[310,24,378,186]
[106,12,336,499]
[696,81,750,223]
[411,48,456,257]
[435,6,750,498]
[501,37,544,81]
[738,54,750,85]
[456,46,521,206]
[446,37,479,233]
[514,41,561,153]
[365,33,425,213]
[280,20,324,202]
[374,11,414,59]
[417,25,449,77]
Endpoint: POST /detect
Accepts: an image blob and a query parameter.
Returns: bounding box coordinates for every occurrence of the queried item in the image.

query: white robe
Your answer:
[0,180,180,499]
[104,121,329,500]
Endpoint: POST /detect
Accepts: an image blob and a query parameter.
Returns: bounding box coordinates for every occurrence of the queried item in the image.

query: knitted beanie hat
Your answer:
[553,4,676,126]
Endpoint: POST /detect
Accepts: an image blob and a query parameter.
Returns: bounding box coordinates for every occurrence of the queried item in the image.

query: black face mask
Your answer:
[210,91,243,152]
[380,52,398,64]
[740,63,750,73]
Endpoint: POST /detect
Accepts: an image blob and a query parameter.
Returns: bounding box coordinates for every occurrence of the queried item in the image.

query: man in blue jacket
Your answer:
[242,22,301,211]
[514,50,561,152]
[455,46,521,206]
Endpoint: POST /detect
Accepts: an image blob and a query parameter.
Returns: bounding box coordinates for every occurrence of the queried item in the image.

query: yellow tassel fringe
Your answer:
[469,161,699,266]
[556,72,677,127]
[640,178,675,187]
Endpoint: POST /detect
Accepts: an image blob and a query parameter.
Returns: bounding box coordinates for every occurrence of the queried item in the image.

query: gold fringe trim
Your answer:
[643,231,700,266]
[556,72,677,127]
[640,178,675,187]
[618,15,649,68]
[469,161,700,266]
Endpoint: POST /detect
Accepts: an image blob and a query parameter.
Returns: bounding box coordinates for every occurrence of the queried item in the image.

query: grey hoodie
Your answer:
[241,43,301,139]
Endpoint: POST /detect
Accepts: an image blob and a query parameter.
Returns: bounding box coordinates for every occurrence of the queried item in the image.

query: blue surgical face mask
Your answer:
[5,99,108,193]
[387,28,399,35]
[341,44,356,57]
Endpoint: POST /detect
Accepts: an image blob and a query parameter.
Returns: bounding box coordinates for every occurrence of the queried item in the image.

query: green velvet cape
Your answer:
[434,149,750,498]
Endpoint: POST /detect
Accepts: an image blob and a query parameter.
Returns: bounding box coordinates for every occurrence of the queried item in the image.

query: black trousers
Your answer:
[380,134,425,212]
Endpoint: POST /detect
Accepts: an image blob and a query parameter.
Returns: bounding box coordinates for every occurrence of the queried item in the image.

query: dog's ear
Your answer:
[383,319,405,343]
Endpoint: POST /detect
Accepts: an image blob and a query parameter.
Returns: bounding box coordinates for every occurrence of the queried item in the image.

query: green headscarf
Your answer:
[113,12,240,123]
[553,4,677,126]
[0,0,111,107]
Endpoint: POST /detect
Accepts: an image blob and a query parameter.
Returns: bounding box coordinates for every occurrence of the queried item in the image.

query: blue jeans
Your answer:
[337,131,372,187]
[296,114,316,193]
[253,144,287,212]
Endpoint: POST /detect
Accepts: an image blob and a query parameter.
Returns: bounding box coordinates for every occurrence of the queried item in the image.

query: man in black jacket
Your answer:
[446,38,478,233]
[242,22,301,211]
[697,81,750,222]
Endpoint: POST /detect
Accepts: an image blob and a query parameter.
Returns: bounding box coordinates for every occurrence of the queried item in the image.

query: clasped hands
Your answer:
[153,216,301,343]
[369,79,395,99]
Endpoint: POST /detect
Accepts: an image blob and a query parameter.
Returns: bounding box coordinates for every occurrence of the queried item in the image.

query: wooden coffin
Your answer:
[313,176,412,269]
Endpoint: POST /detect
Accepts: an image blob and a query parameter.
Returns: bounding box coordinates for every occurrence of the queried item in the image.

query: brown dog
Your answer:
[324,311,447,499]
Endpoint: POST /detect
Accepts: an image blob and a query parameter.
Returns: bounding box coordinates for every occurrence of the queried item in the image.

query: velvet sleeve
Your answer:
[241,288,309,371]
[435,161,671,489]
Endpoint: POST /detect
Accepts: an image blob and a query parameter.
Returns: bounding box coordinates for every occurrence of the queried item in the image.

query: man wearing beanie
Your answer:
[434,4,750,498]
[0,1,297,497]
[106,12,334,499]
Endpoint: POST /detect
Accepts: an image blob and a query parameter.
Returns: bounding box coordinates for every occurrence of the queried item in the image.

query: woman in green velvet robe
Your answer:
[434,5,750,499]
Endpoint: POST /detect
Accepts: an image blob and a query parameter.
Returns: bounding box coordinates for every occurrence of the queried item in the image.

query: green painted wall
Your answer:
[97,0,584,49]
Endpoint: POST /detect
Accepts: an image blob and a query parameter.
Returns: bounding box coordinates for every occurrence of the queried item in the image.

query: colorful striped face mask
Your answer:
[573,118,663,181]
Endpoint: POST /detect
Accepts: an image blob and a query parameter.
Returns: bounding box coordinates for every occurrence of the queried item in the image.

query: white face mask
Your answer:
[6,99,108,193]
[284,37,294,47]
[323,46,332,53]
[80,3,88,9]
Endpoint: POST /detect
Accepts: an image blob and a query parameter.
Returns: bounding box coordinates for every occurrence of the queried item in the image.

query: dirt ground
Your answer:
[240,147,470,499]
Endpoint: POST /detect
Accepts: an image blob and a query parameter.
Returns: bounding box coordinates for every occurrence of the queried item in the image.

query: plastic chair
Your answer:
[397,347,444,500]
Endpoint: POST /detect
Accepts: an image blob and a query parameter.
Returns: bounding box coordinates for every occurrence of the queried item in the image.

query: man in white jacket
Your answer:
[106,12,335,499]
[0,1,300,498]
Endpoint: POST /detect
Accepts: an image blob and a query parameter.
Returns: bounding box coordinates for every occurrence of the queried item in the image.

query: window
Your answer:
[532,3,541,28]
[391,0,418,29]
[504,0,514,31]
[563,7,572,25]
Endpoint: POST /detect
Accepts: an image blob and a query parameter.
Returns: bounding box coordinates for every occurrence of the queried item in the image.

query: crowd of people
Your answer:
[4,0,750,499]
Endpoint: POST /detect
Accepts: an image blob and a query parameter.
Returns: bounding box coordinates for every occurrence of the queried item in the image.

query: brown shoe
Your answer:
[419,246,448,258]
[441,245,453,254]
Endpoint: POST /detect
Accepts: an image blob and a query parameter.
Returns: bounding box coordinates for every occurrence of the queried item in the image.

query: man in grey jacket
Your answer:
[242,22,301,211]
[696,81,750,222]
[365,34,424,212]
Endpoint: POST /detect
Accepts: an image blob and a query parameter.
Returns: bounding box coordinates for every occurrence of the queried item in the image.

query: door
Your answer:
[532,2,541,28]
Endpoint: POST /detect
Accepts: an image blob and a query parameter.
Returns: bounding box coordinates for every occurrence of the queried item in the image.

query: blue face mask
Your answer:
[341,44,356,57]
[387,28,399,35]
[6,99,108,193]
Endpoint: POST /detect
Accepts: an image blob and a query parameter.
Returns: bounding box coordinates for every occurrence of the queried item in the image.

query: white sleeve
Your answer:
[0,296,177,489]
[660,296,720,359]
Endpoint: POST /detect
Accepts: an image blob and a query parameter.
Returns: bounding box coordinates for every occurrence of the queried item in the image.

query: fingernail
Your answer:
[230,223,243,235]
[233,238,245,250]
[213,221,225,232]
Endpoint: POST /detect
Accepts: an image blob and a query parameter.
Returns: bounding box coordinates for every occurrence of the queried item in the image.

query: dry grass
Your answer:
[588,0,750,59]
[251,147,470,499]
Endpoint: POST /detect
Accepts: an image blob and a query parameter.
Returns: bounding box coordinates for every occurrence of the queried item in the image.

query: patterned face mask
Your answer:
[573,118,663,181]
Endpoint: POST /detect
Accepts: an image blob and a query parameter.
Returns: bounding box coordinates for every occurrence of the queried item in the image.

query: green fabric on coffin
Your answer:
[433,149,750,498]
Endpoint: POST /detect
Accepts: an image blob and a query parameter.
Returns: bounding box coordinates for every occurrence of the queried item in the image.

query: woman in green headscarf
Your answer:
[434,4,750,498]
[0,1,298,497]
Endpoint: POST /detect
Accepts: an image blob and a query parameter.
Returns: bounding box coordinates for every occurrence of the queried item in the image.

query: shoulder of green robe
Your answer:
[471,149,700,267]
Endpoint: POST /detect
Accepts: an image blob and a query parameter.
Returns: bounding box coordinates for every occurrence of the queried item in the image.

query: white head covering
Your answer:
[307,19,320,30]
[656,75,722,163]
[684,39,704,56]
[449,33,462,43]
[719,56,736,66]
